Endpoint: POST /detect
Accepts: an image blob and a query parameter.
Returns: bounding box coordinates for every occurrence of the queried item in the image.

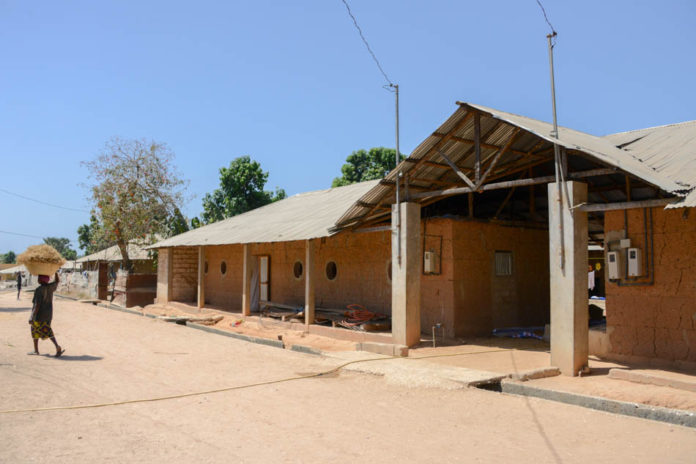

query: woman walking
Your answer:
[28,272,64,357]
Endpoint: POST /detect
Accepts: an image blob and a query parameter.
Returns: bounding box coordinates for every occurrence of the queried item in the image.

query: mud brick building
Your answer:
[75,241,156,306]
[151,102,695,375]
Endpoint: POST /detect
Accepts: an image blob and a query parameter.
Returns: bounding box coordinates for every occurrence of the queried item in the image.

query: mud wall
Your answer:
[203,244,244,310]
[171,247,198,302]
[161,218,549,339]
[605,207,696,364]
[447,219,549,338]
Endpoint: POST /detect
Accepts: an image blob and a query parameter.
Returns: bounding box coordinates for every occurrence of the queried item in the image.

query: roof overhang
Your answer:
[333,102,691,231]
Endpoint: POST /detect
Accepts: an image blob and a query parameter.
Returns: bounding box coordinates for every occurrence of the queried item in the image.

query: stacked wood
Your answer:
[158,315,224,326]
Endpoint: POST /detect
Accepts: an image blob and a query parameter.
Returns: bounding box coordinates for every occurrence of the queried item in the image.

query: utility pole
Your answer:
[547,31,565,273]
[393,83,402,265]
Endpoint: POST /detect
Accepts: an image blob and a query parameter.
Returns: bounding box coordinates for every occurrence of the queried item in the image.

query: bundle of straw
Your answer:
[17,244,66,276]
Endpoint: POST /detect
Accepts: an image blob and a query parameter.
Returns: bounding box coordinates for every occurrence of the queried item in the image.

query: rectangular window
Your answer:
[495,251,513,276]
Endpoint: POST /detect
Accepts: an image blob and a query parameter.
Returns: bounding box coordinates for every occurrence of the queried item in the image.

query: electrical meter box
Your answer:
[424,251,439,274]
[607,251,622,280]
[628,247,642,277]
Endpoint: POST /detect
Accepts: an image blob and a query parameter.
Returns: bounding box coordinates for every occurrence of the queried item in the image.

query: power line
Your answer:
[535,0,556,35]
[0,187,89,213]
[0,229,44,239]
[340,0,394,86]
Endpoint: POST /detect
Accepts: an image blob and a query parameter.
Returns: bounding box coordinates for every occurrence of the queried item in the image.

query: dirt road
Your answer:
[1,292,695,463]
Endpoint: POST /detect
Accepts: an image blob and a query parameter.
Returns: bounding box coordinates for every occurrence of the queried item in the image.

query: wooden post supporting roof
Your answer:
[474,113,481,184]
[197,246,205,310]
[304,239,315,327]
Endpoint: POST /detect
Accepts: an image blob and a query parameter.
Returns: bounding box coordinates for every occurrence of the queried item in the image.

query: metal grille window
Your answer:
[495,251,513,276]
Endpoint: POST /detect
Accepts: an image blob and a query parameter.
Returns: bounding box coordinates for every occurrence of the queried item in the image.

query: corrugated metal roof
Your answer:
[603,120,696,208]
[77,241,152,263]
[466,103,686,192]
[150,180,381,249]
[60,260,82,270]
[0,265,24,275]
[334,102,693,229]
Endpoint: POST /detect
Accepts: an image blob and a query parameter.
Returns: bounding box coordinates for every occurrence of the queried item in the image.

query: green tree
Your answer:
[43,237,78,260]
[166,207,190,236]
[2,251,16,263]
[83,137,188,272]
[200,156,286,224]
[332,147,405,187]
[77,214,112,255]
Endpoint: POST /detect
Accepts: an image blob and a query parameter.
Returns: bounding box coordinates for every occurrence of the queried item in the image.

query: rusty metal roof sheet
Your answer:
[603,120,696,208]
[149,180,381,248]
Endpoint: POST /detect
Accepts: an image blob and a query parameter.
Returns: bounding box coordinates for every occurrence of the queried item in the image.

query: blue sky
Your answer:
[1,0,694,256]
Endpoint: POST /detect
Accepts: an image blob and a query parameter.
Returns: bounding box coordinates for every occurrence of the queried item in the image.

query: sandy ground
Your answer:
[2,292,696,463]
[72,297,696,412]
[62,295,696,412]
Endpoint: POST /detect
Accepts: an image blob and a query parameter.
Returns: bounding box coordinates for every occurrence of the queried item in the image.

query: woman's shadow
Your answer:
[0,307,30,313]
[51,354,103,361]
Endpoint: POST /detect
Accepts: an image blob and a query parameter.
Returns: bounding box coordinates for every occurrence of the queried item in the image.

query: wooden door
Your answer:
[98,262,108,300]
[258,255,270,302]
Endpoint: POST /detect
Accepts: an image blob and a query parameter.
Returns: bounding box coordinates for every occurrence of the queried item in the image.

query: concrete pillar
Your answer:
[548,181,589,376]
[391,202,422,347]
[241,244,252,316]
[197,246,205,309]
[304,239,315,327]
[156,248,173,303]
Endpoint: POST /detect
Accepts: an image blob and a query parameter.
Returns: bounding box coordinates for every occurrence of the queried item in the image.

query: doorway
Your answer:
[258,255,270,303]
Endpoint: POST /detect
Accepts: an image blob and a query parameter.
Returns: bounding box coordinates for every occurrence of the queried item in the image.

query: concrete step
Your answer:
[609,368,696,393]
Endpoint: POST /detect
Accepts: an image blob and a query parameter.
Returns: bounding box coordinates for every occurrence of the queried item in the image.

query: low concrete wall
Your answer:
[57,270,99,299]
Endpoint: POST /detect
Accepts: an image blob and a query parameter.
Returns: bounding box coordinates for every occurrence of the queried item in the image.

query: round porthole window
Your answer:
[325,261,337,281]
[220,261,227,275]
[293,261,303,279]
[204,261,209,274]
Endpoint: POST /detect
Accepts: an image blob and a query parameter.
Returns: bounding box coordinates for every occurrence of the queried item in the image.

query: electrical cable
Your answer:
[0,187,89,213]
[0,348,514,414]
[340,0,394,87]
[535,0,556,35]
[0,230,44,239]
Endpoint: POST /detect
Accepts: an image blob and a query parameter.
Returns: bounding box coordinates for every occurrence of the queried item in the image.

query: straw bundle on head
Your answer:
[17,245,66,276]
[17,245,66,265]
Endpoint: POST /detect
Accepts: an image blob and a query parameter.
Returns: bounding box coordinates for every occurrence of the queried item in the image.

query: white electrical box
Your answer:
[619,238,632,249]
[607,251,622,280]
[628,247,642,277]
[424,251,439,274]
